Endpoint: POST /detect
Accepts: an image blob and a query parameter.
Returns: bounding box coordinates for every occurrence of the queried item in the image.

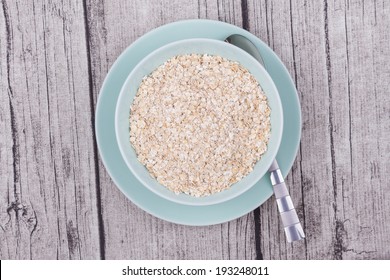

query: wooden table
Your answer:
[1,0,389,260]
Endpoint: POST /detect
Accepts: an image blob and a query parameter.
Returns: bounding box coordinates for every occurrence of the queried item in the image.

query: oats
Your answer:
[129,54,271,197]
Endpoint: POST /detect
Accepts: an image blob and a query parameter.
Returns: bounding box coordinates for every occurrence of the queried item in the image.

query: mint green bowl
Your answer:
[115,38,283,206]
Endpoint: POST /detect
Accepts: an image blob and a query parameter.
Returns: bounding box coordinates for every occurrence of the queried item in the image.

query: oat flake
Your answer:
[130,54,271,197]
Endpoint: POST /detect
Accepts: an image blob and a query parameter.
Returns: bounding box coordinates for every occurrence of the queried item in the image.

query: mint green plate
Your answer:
[96,19,301,225]
[116,38,283,206]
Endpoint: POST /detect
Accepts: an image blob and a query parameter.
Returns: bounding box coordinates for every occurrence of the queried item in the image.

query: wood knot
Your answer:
[7,201,27,215]
[6,202,38,232]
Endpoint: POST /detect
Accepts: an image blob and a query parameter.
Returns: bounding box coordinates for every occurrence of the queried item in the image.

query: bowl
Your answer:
[115,38,283,206]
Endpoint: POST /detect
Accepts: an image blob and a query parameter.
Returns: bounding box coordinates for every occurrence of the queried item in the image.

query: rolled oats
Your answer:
[130,54,271,197]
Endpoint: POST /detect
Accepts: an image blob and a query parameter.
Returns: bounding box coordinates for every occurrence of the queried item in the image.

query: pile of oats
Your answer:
[130,54,271,197]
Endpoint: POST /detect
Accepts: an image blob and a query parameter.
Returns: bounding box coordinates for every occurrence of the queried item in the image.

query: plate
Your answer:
[116,38,283,206]
[95,19,301,226]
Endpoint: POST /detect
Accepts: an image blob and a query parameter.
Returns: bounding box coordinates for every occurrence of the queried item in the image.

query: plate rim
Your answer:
[114,37,284,206]
[95,19,302,226]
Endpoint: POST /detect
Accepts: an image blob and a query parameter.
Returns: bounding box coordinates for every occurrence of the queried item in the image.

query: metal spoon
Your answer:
[225,34,305,242]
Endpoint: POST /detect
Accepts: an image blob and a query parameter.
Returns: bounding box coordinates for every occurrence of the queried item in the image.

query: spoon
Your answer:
[225,34,305,242]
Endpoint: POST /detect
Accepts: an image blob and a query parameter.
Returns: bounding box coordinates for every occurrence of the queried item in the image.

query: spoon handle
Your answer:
[225,34,305,242]
[269,160,305,242]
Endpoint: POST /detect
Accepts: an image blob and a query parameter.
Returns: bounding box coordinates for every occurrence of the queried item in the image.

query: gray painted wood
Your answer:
[1,0,389,259]
[0,0,100,259]
[247,0,390,259]
[85,0,256,260]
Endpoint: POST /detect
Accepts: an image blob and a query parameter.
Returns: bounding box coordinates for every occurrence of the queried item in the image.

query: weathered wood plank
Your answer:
[247,0,308,260]
[86,0,257,259]
[0,0,100,259]
[248,0,390,259]
[332,0,390,259]
[2,0,389,260]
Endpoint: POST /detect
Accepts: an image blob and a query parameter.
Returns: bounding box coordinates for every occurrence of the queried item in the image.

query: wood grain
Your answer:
[85,0,257,260]
[1,0,389,260]
[333,0,390,259]
[247,0,390,259]
[0,0,100,259]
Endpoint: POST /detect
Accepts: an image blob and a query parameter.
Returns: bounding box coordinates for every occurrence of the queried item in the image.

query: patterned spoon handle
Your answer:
[225,34,305,242]
[269,160,305,242]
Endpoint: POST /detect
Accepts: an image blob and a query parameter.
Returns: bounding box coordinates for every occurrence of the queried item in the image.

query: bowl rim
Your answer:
[115,38,283,206]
